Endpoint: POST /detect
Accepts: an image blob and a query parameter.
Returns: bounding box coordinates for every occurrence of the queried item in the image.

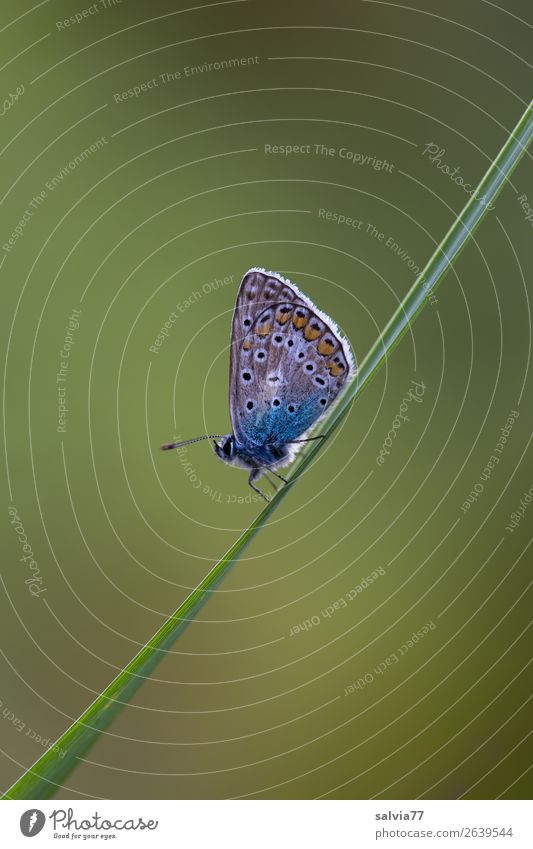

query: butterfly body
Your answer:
[213,434,290,471]
[162,268,355,500]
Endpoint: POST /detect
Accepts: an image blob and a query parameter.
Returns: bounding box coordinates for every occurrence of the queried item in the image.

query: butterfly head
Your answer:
[213,434,238,465]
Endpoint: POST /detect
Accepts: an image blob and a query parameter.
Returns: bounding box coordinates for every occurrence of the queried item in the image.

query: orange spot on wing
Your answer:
[256,323,271,336]
[304,325,321,341]
[292,315,307,330]
[242,340,252,350]
[318,339,335,355]
[327,361,343,377]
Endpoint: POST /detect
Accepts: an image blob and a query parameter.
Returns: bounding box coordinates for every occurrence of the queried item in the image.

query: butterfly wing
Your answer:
[229,268,355,448]
[229,268,306,440]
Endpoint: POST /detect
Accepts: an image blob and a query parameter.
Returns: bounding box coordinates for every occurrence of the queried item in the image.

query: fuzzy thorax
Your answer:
[213,435,295,471]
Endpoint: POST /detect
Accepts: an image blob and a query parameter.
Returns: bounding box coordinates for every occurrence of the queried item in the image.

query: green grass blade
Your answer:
[3,100,532,800]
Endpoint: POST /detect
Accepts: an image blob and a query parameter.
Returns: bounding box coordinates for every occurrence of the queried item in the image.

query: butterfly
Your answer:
[161,268,355,500]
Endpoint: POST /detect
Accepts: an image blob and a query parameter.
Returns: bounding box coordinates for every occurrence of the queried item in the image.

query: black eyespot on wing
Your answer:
[320,398,327,405]
[242,371,251,381]
[288,404,295,413]
[298,352,305,359]
[305,363,314,372]
[243,318,251,327]
[273,398,281,407]
[287,339,294,347]
[274,335,283,343]
[256,350,266,360]
[311,322,320,330]
[315,376,325,386]
[246,400,254,410]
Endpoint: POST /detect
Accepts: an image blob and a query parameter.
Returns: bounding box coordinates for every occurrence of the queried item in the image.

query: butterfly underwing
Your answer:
[162,268,355,500]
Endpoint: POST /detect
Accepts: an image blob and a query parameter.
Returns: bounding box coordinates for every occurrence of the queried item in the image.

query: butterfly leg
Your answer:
[263,471,282,491]
[269,470,289,485]
[248,469,270,502]
[263,473,277,491]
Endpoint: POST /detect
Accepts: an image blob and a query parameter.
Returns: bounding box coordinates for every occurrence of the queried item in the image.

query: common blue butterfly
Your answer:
[162,268,355,500]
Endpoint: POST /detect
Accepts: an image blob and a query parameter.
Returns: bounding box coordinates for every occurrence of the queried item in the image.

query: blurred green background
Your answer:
[0,0,531,800]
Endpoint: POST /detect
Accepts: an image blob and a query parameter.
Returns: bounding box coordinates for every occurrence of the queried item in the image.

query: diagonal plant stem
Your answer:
[3,100,532,800]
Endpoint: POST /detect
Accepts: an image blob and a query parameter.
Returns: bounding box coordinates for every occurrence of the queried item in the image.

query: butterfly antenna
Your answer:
[285,436,326,444]
[161,435,225,451]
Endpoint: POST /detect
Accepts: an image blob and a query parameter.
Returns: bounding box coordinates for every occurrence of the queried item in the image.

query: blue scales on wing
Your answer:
[229,268,354,449]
